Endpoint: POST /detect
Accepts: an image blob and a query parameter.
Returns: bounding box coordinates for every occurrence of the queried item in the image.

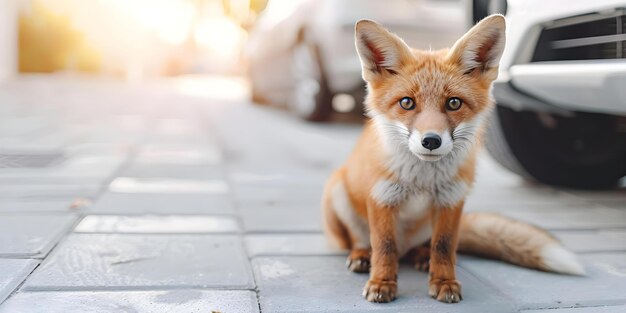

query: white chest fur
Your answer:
[398,191,431,220]
[371,161,469,209]
[397,192,433,255]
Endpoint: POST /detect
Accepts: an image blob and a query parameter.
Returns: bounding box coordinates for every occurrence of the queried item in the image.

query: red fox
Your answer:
[321,14,585,304]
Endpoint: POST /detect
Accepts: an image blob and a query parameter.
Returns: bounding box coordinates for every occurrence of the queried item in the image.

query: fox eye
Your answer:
[445,97,463,111]
[399,97,415,110]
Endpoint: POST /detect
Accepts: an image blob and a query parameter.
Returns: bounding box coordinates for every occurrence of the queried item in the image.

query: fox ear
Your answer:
[355,19,412,81]
[448,14,506,78]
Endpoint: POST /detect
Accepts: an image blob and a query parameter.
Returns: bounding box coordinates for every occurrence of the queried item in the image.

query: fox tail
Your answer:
[458,212,585,275]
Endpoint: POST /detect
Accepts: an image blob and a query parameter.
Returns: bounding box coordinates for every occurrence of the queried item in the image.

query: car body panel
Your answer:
[310,0,467,92]
[496,0,626,116]
[510,61,626,115]
[247,0,468,108]
[246,0,318,106]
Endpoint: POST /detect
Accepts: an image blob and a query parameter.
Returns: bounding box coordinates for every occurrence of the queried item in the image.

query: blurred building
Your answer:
[13,0,259,80]
[0,0,18,81]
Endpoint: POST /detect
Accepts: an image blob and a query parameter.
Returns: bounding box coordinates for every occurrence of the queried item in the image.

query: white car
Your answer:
[479,0,626,188]
[246,0,469,121]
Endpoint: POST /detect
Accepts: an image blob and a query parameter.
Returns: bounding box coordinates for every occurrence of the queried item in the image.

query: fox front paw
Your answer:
[428,279,462,303]
[362,279,397,303]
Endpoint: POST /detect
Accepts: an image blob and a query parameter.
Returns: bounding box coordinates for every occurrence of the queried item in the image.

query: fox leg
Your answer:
[428,202,463,303]
[322,170,371,273]
[362,198,398,303]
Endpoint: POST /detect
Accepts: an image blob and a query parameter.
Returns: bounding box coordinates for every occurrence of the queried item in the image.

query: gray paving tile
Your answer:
[64,143,133,156]
[0,200,74,213]
[75,215,239,234]
[234,185,323,206]
[143,134,216,146]
[468,184,583,206]
[24,234,254,290]
[0,155,125,180]
[595,200,626,211]
[555,230,626,253]
[253,256,516,313]
[89,192,234,214]
[562,189,626,203]
[0,214,78,257]
[0,290,259,313]
[0,176,108,186]
[0,259,38,304]
[240,204,322,233]
[464,199,592,213]
[69,129,144,146]
[135,145,222,165]
[474,158,523,186]
[465,201,626,230]
[459,253,626,310]
[245,234,343,257]
[479,206,626,230]
[0,183,101,199]
[230,170,327,187]
[228,165,330,186]
[151,118,207,136]
[120,163,225,180]
[108,177,229,194]
[523,305,626,313]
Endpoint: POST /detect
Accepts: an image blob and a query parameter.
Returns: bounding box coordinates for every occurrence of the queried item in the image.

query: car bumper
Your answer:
[496,60,626,116]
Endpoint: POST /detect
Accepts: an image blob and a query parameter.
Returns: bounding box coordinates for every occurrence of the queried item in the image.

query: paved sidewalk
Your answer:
[0,76,625,313]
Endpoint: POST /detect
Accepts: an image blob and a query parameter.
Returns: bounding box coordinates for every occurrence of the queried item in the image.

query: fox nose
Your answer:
[421,133,442,150]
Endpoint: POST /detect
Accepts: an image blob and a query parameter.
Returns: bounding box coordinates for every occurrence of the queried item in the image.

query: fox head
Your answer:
[355,15,506,162]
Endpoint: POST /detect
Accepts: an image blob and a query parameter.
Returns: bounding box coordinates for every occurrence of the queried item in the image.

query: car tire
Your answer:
[486,106,626,189]
[290,33,332,122]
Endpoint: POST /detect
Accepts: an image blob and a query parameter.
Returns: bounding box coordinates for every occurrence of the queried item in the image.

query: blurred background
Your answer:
[2,0,624,188]
[5,0,262,77]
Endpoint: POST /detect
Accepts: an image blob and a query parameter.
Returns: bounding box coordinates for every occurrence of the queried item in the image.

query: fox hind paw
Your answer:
[346,249,371,273]
[346,256,370,273]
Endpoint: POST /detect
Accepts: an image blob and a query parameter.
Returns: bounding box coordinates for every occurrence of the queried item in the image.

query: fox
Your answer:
[321,14,585,304]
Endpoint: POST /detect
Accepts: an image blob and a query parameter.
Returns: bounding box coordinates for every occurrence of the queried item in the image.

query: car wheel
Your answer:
[290,36,332,122]
[486,106,626,189]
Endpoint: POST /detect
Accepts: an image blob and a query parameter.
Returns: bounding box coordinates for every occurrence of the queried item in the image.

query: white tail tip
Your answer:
[541,243,586,276]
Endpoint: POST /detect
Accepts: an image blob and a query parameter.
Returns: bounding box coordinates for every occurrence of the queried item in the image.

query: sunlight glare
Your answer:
[109,0,194,45]
[195,17,247,58]
[262,0,308,27]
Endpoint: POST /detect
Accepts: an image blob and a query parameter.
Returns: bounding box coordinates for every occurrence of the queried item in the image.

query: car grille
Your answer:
[532,10,626,62]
